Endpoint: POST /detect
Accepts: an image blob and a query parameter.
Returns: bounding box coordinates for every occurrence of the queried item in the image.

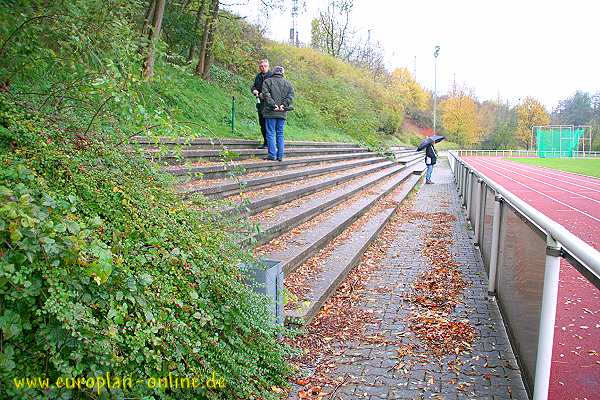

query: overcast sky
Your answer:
[228,0,599,110]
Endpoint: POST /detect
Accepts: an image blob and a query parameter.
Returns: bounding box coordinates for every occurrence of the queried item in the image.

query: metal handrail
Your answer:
[451,149,600,158]
[448,150,600,277]
[447,150,600,400]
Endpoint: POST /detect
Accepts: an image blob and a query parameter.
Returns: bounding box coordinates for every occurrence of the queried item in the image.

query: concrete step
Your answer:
[390,148,416,155]
[395,152,422,164]
[388,146,411,151]
[252,158,422,244]
[131,136,361,149]
[163,152,380,179]
[178,156,386,199]
[146,146,370,163]
[257,164,421,278]
[223,160,400,215]
[284,172,423,325]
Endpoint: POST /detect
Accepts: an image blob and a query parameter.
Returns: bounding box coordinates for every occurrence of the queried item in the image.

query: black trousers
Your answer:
[257,111,267,145]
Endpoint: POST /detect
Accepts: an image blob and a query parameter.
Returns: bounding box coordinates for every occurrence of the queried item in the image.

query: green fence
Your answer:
[536,127,584,158]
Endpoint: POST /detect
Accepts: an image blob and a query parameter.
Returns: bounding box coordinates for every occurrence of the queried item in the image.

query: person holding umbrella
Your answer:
[416,135,445,184]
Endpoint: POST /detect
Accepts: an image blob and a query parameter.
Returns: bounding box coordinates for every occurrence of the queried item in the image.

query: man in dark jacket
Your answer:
[261,66,294,161]
[425,143,437,184]
[251,59,273,149]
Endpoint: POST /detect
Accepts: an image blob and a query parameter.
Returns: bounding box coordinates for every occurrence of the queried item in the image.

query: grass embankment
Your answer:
[139,41,438,149]
[139,63,358,144]
[1,2,293,398]
[508,158,600,179]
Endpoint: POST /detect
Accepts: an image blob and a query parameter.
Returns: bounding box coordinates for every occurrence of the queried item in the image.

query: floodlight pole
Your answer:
[433,45,440,135]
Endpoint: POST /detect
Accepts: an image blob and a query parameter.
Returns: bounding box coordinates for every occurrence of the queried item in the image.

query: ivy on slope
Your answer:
[0,93,291,399]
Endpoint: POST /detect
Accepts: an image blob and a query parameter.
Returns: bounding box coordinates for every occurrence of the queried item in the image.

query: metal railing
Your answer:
[447,151,600,400]
[453,149,600,158]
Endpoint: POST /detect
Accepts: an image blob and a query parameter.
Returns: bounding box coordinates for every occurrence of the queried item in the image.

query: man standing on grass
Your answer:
[261,66,294,162]
[425,143,437,184]
[251,59,273,149]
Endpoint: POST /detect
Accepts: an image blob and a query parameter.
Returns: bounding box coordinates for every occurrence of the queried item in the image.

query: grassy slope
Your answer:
[139,42,422,148]
[508,158,600,178]
[140,62,358,143]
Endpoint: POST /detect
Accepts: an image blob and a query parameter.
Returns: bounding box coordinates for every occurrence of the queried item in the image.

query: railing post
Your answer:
[458,164,465,200]
[466,171,473,214]
[474,178,484,245]
[457,162,461,189]
[462,169,468,206]
[532,236,562,400]
[488,194,503,294]
[462,167,468,204]
[231,96,236,134]
[464,168,470,204]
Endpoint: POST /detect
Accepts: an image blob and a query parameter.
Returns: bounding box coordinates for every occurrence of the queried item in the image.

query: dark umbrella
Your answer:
[416,135,446,151]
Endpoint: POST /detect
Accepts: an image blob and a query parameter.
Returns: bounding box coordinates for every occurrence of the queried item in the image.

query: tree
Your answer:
[195,0,219,79]
[188,0,208,61]
[478,100,518,149]
[440,91,480,146]
[311,0,354,60]
[389,68,429,111]
[515,97,550,148]
[553,91,593,125]
[142,0,166,79]
[353,35,386,78]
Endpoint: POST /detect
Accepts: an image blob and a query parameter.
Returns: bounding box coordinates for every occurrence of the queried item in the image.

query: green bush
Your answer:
[0,1,291,398]
[0,95,291,399]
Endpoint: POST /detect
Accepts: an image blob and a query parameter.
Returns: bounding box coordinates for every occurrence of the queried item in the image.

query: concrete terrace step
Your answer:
[146,146,369,163]
[388,146,411,151]
[131,136,361,149]
[223,160,399,215]
[390,148,416,155]
[285,172,423,325]
[177,156,386,199]
[396,152,422,164]
[163,152,381,179]
[253,158,422,244]
[259,164,421,277]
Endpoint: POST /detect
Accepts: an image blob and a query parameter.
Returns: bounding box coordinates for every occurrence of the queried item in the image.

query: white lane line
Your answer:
[496,159,600,187]
[477,159,600,205]
[465,159,600,224]
[484,159,600,194]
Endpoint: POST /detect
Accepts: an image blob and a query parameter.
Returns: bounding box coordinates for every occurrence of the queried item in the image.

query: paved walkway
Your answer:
[322,160,528,399]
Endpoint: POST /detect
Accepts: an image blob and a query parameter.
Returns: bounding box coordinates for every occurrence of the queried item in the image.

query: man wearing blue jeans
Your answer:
[261,66,295,161]
[425,143,437,184]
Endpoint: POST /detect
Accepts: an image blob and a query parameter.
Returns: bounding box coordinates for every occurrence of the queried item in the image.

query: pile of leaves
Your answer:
[410,266,466,312]
[410,311,475,356]
[284,191,414,397]
[407,211,476,356]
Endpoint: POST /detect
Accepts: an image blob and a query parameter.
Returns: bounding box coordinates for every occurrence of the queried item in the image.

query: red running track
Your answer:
[463,157,600,400]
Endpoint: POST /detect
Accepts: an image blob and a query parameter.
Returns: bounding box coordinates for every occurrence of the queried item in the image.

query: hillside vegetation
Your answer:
[137,43,431,149]
[0,1,437,399]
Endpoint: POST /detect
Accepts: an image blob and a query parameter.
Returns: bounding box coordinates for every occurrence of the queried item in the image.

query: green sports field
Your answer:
[508,158,600,179]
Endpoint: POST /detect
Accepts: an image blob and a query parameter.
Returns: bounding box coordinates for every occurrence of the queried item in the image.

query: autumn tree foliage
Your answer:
[440,88,480,146]
[514,97,550,148]
[389,68,430,112]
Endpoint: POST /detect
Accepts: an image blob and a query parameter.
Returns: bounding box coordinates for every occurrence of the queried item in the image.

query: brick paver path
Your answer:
[323,160,528,400]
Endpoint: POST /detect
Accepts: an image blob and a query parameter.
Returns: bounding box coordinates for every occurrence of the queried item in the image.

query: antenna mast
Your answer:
[290,0,299,46]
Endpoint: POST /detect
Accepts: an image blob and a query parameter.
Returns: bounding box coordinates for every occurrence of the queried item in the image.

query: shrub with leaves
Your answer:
[0,1,291,399]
